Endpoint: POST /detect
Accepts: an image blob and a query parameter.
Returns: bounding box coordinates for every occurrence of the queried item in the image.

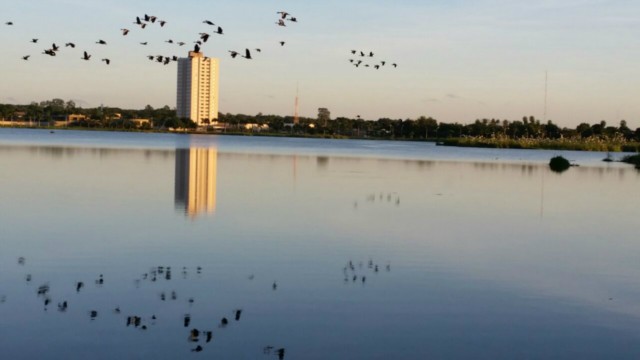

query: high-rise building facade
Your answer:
[176,51,219,126]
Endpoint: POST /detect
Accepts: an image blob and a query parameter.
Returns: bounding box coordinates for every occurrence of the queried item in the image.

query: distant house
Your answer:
[243,123,269,131]
[67,114,87,122]
[131,118,151,127]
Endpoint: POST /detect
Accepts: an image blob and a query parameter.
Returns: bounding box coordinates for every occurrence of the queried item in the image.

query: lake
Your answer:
[1,128,639,359]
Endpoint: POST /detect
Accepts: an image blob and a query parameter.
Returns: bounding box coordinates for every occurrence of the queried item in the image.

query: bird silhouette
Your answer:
[234,309,242,321]
[220,317,228,326]
[96,40,107,45]
[193,44,200,53]
[42,49,56,56]
[31,39,38,43]
[276,348,286,359]
[203,20,215,26]
[65,42,75,48]
[76,282,84,292]
[374,65,380,69]
[229,51,239,58]
[279,41,285,46]
[242,49,252,59]
[184,314,191,327]
[134,16,142,25]
[102,58,110,65]
[52,43,59,51]
[288,17,297,22]
[199,33,210,42]
[392,63,397,68]
[272,281,277,290]
[177,41,185,46]
[5,22,13,25]
[214,26,223,35]
[165,39,173,44]
[191,346,203,353]
[205,331,213,343]
[381,61,386,66]
[121,28,129,36]
[159,20,166,27]
[81,51,91,60]
[276,19,286,27]
[22,55,30,60]
[277,11,289,19]
[369,51,374,57]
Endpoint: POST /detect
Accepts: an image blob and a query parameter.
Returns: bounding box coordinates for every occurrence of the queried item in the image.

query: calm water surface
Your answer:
[1,129,639,359]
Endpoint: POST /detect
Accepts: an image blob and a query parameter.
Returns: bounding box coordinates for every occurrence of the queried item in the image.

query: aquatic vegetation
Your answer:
[621,154,640,169]
[441,135,640,152]
[549,156,571,173]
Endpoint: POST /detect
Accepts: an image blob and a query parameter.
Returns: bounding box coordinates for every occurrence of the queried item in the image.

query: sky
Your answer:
[1,0,639,128]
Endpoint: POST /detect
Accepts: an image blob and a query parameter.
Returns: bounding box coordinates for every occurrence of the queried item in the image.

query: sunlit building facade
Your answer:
[175,148,217,218]
[176,51,219,126]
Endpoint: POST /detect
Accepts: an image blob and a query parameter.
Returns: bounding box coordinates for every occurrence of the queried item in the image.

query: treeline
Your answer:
[1,99,640,144]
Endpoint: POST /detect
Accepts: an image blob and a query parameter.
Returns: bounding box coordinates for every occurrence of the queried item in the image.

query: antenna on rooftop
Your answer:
[543,71,548,123]
[294,82,299,125]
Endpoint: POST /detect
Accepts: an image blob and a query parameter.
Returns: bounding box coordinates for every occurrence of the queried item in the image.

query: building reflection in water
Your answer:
[174,147,217,218]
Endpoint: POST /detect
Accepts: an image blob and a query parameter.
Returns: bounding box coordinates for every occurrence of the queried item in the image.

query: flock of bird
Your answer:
[3,10,299,66]
[3,257,287,358]
[5,11,399,71]
[348,49,398,70]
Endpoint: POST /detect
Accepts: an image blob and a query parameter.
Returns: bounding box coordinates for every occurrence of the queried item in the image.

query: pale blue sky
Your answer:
[1,0,639,127]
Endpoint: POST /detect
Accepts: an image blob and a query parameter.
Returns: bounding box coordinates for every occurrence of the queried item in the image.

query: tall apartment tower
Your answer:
[176,51,220,126]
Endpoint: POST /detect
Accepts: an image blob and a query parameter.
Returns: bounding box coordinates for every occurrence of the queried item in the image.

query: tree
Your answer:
[318,108,330,126]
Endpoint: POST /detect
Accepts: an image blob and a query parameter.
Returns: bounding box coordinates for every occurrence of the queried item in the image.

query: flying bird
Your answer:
[288,17,297,22]
[140,42,148,45]
[134,16,142,25]
[81,51,91,60]
[96,39,107,45]
[203,20,215,25]
[177,42,185,46]
[242,48,252,59]
[369,51,374,57]
[101,58,110,65]
[121,28,129,36]
[159,20,166,27]
[5,22,13,25]
[52,43,59,51]
[279,41,285,46]
[351,50,356,54]
[65,42,75,48]
[42,49,56,56]
[392,63,397,68]
[31,39,38,43]
[276,19,286,27]
[228,50,238,58]
[199,33,210,42]
[165,39,173,44]
[22,55,30,60]
[277,11,289,19]
[214,26,223,35]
